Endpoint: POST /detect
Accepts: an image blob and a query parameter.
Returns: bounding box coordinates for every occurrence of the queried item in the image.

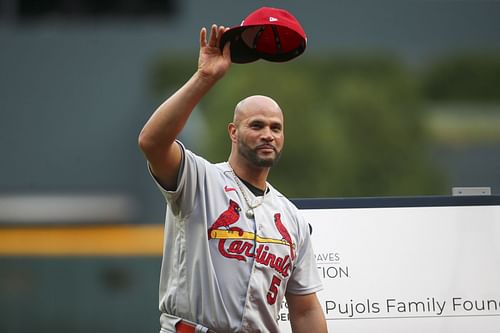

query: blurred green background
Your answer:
[1,0,500,332]
[152,52,500,197]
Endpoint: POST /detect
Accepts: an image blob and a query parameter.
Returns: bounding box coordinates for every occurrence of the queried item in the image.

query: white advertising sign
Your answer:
[278,198,500,332]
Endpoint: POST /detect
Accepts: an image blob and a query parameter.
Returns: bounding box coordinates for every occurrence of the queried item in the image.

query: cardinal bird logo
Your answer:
[208,199,241,239]
[274,213,296,260]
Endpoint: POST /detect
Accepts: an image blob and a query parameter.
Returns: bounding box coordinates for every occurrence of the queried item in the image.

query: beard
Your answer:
[238,138,282,168]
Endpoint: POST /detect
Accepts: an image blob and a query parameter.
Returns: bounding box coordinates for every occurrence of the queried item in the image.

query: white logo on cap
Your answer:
[269,16,278,22]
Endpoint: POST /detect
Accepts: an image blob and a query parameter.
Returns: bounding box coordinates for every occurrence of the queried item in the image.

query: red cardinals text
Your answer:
[218,239,292,278]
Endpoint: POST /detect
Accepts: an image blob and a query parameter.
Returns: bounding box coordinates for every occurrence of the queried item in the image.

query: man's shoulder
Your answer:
[182,144,225,169]
[269,185,300,212]
[183,148,230,182]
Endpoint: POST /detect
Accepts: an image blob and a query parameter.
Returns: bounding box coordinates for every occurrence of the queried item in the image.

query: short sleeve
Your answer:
[285,213,323,295]
[147,141,206,217]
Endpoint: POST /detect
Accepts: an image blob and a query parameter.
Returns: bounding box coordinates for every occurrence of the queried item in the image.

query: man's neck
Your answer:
[238,177,267,196]
[228,157,269,191]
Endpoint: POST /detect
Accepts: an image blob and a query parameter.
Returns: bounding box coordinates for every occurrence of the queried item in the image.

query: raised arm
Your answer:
[138,24,231,190]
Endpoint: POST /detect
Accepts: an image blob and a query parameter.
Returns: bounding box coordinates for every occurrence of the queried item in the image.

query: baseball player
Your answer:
[139,24,327,333]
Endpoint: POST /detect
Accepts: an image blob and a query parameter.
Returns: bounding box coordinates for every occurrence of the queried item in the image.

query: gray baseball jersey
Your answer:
[151,142,322,332]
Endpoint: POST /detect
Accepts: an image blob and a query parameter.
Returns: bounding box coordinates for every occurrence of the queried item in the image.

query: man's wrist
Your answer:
[194,68,224,86]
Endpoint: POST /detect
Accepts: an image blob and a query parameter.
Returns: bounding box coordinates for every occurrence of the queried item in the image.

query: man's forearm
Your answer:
[287,292,328,333]
[290,307,328,333]
[138,70,218,152]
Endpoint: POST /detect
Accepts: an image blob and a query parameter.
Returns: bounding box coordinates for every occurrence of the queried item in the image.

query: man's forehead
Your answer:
[234,95,283,122]
[245,113,283,124]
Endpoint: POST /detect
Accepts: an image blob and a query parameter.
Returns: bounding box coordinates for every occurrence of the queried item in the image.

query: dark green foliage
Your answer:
[150,55,448,197]
[422,53,500,102]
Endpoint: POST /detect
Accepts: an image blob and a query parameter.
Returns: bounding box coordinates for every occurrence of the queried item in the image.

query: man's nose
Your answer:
[261,127,274,141]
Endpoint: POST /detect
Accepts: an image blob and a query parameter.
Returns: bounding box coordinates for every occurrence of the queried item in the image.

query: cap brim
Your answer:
[220,26,260,64]
[220,24,306,64]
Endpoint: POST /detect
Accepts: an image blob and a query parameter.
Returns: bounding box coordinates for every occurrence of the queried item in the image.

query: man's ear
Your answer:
[228,122,238,143]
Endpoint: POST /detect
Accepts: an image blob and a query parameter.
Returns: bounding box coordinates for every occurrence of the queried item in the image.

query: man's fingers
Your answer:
[218,25,226,37]
[201,24,228,50]
[216,25,224,48]
[208,24,218,47]
[200,27,207,47]
[222,38,231,59]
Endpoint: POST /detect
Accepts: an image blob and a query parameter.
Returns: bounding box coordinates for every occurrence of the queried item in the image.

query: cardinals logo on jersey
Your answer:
[207,199,241,239]
[274,213,296,260]
[208,202,296,274]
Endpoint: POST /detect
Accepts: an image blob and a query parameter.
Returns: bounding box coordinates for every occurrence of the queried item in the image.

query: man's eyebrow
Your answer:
[248,119,265,125]
[247,119,283,128]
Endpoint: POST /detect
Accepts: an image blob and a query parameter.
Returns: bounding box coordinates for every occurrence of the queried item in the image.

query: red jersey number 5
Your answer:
[266,275,282,305]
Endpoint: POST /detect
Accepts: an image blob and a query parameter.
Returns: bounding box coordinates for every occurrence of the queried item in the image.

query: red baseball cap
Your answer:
[219,7,307,64]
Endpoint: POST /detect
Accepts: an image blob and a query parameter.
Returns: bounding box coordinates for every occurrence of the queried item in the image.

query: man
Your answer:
[139,24,327,333]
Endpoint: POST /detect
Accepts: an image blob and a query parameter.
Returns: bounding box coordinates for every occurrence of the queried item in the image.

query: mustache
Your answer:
[256,143,277,151]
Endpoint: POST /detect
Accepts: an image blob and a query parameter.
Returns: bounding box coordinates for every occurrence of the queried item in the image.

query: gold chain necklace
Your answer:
[229,166,269,219]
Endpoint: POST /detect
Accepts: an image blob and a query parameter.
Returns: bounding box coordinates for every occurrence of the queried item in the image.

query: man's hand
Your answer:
[198,24,231,82]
